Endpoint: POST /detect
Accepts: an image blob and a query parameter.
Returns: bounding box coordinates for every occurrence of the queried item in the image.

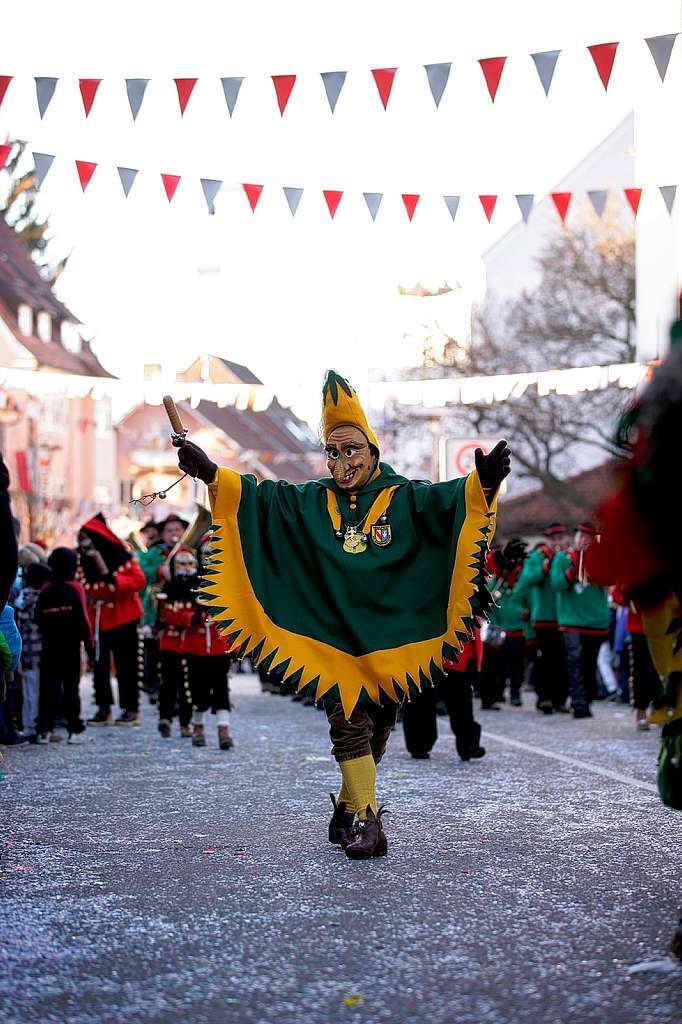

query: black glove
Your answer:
[475,440,511,491]
[177,441,218,485]
[502,538,527,566]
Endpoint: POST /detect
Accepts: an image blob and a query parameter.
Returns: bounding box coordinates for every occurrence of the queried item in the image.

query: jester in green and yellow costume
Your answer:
[178,371,511,859]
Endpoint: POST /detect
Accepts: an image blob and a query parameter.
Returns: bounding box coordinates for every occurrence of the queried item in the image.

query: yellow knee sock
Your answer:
[338,779,357,814]
[339,754,377,819]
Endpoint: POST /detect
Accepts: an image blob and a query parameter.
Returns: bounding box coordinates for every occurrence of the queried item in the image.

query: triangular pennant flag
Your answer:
[443,195,460,221]
[242,183,263,211]
[220,77,244,116]
[0,76,12,108]
[659,185,677,215]
[551,191,572,223]
[530,51,561,96]
[283,186,303,217]
[478,57,506,101]
[35,77,58,118]
[175,78,197,115]
[371,68,397,110]
[624,188,642,217]
[402,194,420,221]
[515,194,534,224]
[117,167,138,198]
[588,42,619,91]
[0,143,12,170]
[272,75,296,115]
[75,160,97,192]
[323,190,343,219]
[424,63,451,108]
[32,152,54,187]
[126,78,149,120]
[320,71,346,113]
[79,78,101,116]
[201,178,222,214]
[479,195,498,222]
[161,173,181,202]
[363,192,383,221]
[645,33,678,82]
[588,190,608,218]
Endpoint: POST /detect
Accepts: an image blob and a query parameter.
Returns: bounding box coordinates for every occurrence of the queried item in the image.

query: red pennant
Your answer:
[79,78,101,116]
[242,183,263,211]
[624,187,642,217]
[161,173,181,202]
[174,78,198,115]
[479,195,498,222]
[0,143,12,170]
[551,191,572,223]
[478,57,507,101]
[371,68,397,110]
[271,75,296,115]
[323,190,343,219]
[588,42,619,91]
[75,160,97,191]
[0,76,12,108]
[402,194,420,221]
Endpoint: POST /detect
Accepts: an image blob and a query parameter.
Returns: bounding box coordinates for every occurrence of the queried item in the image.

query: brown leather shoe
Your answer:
[192,724,206,747]
[218,725,233,750]
[344,805,388,860]
[328,794,355,849]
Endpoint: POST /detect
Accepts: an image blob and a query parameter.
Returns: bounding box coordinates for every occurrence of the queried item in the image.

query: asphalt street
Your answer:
[1,672,681,1024]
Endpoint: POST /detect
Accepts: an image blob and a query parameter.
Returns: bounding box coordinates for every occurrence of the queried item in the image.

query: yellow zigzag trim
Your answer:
[204,468,496,719]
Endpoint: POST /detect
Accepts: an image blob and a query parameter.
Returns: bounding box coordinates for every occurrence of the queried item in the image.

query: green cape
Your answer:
[203,462,496,717]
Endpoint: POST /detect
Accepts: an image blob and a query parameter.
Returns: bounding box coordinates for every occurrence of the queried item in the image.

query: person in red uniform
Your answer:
[156,548,195,739]
[78,514,146,725]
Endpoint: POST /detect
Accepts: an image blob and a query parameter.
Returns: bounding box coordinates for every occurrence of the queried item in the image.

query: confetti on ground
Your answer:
[343,995,363,1007]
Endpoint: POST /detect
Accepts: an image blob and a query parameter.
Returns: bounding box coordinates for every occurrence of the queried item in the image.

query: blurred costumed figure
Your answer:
[176,370,510,860]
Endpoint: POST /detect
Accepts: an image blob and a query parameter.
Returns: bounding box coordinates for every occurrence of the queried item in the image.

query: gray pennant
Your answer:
[659,185,677,214]
[201,178,222,214]
[320,71,346,113]
[32,152,54,187]
[515,194,534,223]
[220,77,244,116]
[283,187,303,216]
[35,77,58,118]
[126,78,149,121]
[645,33,678,82]
[363,192,383,221]
[588,190,608,218]
[424,63,452,108]
[117,167,138,197]
[530,51,561,96]
[442,195,460,221]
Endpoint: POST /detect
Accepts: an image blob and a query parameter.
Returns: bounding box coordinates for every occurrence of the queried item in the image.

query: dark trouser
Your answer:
[628,632,663,710]
[504,635,526,700]
[327,701,399,764]
[187,654,231,712]
[143,634,160,695]
[38,648,84,734]
[563,631,604,712]
[402,671,482,760]
[479,645,505,706]
[93,620,141,712]
[535,627,569,708]
[159,651,193,726]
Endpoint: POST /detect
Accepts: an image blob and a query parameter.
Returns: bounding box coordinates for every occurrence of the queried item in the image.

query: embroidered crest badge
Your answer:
[371,524,392,547]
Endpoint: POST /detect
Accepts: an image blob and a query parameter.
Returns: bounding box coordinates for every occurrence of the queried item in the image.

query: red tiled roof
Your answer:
[497,462,616,537]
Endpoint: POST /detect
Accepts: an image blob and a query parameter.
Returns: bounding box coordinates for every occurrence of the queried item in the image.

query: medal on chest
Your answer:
[342,526,368,554]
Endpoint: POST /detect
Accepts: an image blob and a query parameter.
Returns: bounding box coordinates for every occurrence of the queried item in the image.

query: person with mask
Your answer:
[156,547,197,739]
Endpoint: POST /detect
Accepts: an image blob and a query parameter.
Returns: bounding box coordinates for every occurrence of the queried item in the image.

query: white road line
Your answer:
[482,730,659,794]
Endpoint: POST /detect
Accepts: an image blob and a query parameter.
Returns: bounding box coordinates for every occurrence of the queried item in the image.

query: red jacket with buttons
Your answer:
[85,559,145,632]
[158,601,231,656]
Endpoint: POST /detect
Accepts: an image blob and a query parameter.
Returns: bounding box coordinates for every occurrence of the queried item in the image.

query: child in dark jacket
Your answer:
[15,562,52,739]
[36,548,93,744]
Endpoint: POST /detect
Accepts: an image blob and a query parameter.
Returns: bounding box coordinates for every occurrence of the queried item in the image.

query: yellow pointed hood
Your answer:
[322,370,379,454]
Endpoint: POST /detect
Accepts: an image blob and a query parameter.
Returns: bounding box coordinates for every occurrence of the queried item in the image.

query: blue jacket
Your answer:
[0,603,22,672]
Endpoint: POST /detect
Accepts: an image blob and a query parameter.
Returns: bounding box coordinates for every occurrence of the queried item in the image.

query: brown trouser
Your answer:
[326,701,399,764]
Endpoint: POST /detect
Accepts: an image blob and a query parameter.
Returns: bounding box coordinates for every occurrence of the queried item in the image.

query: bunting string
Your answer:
[0,34,677,122]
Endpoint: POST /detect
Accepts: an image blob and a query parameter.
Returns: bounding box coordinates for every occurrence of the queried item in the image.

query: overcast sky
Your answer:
[1,0,678,423]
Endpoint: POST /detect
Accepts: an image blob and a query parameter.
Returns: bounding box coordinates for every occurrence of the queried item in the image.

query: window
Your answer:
[37,311,52,342]
[61,321,82,353]
[17,304,33,336]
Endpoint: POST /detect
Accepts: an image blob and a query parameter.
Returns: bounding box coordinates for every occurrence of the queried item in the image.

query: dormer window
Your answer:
[60,320,82,353]
[17,304,33,336]
[37,311,52,342]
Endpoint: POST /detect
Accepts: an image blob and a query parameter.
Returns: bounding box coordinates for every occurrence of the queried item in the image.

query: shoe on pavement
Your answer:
[67,732,87,745]
[480,703,501,711]
[345,806,388,860]
[115,710,141,726]
[0,732,28,746]
[510,696,522,707]
[88,708,113,726]
[35,733,50,745]
[180,724,192,738]
[158,719,171,738]
[192,724,206,747]
[218,725,233,750]
[572,707,593,719]
[635,709,650,731]
[328,793,355,849]
[537,700,554,715]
